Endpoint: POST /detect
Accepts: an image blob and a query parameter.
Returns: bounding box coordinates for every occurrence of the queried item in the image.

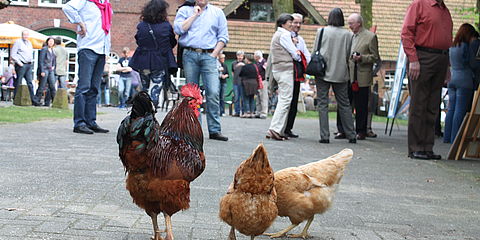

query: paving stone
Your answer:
[1,104,480,239]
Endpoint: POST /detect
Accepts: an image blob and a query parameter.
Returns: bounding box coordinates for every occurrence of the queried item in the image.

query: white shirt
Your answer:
[11,39,33,64]
[62,0,111,55]
[277,27,300,62]
[293,32,311,63]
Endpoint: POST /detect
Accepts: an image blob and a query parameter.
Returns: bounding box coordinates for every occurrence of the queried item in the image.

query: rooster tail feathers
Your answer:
[181,83,202,102]
[131,91,156,119]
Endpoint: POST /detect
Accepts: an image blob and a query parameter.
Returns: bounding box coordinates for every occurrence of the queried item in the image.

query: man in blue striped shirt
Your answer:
[174,0,229,141]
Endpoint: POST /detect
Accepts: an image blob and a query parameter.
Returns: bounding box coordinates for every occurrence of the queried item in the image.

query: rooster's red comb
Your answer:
[181,83,202,101]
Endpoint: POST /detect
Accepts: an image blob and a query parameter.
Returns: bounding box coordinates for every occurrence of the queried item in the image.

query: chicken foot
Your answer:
[149,213,163,240]
[228,226,236,240]
[264,223,299,238]
[287,216,314,239]
[164,213,174,240]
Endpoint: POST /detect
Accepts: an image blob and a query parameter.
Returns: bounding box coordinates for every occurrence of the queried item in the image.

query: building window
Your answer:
[38,0,70,7]
[10,0,29,6]
[250,2,274,22]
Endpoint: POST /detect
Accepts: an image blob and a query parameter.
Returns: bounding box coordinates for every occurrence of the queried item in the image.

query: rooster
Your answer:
[219,144,278,240]
[266,149,353,239]
[117,83,205,240]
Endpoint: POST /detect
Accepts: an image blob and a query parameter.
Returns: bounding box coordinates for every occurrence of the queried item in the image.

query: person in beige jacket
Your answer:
[265,13,301,141]
[347,13,380,140]
[314,8,356,144]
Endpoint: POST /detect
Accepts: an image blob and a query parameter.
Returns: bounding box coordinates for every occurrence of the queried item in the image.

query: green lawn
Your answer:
[0,106,72,123]
[296,110,408,125]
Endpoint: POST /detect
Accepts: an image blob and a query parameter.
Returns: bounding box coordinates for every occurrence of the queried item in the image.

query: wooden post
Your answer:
[447,85,480,160]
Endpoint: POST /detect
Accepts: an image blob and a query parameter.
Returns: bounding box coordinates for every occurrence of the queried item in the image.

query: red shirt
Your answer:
[401,0,453,62]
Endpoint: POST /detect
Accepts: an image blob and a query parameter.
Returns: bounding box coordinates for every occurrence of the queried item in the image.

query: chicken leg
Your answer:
[264,223,299,238]
[287,216,314,239]
[164,213,174,240]
[149,212,163,240]
[228,226,236,240]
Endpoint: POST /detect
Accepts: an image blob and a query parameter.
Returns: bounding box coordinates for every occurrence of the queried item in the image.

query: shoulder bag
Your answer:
[305,28,327,77]
[254,64,264,89]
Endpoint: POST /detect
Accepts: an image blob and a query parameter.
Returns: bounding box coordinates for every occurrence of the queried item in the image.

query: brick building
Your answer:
[0,0,477,86]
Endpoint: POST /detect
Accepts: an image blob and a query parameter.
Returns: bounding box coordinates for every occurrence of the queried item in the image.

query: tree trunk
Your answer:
[273,0,294,20]
[360,0,373,29]
[477,0,479,29]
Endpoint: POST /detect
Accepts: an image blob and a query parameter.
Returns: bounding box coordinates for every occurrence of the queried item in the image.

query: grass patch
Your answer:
[296,110,408,125]
[0,106,72,123]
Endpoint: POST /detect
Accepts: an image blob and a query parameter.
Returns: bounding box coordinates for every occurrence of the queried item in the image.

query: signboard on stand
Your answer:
[388,42,407,119]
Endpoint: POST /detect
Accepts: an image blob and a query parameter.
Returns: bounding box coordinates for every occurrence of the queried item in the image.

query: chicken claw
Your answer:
[287,233,311,239]
[150,233,163,240]
[264,224,298,238]
[286,216,314,239]
[228,226,236,240]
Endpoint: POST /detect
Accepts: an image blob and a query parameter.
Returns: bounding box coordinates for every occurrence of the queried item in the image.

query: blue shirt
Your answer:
[62,0,111,55]
[174,4,229,49]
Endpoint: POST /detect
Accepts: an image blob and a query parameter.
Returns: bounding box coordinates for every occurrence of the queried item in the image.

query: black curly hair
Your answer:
[141,0,169,24]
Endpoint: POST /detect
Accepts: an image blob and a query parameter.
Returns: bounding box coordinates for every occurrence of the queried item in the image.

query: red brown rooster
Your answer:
[117,83,205,240]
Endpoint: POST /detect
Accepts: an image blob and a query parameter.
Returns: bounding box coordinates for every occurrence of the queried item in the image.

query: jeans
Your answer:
[443,87,474,143]
[183,49,221,134]
[56,75,67,88]
[118,75,132,107]
[233,83,244,115]
[97,82,110,105]
[243,94,255,113]
[74,49,105,128]
[219,82,226,115]
[35,69,56,105]
[13,63,35,103]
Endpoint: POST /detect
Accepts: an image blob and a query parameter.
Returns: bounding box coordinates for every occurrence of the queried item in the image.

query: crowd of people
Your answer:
[1,0,479,159]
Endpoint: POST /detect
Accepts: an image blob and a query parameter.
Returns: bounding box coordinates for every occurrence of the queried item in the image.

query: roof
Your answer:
[373,0,477,61]
[224,20,320,54]
[210,0,478,61]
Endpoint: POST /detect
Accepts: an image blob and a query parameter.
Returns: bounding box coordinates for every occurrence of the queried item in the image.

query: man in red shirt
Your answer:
[401,0,452,160]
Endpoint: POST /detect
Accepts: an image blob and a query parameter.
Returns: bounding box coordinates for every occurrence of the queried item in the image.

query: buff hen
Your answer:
[266,148,353,239]
[219,144,278,240]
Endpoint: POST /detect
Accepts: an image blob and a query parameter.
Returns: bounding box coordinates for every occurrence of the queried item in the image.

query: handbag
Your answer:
[254,64,264,89]
[305,28,327,76]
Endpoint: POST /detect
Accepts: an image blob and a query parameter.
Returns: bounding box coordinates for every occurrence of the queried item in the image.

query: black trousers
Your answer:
[285,81,300,133]
[353,86,370,134]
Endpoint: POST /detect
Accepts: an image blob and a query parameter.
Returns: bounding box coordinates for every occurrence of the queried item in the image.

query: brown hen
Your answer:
[219,144,278,240]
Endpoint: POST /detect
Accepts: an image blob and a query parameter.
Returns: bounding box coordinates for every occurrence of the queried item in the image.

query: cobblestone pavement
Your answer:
[0,105,479,240]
